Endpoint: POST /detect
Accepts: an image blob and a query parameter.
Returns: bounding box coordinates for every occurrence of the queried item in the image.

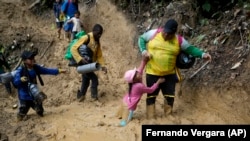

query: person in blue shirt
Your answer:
[61,0,79,41]
[13,50,66,121]
[53,0,65,39]
[61,0,79,18]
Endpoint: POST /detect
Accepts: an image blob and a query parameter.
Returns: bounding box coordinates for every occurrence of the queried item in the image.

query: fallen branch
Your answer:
[40,39,54,59]
[12,58,22,71]
[189,61,210,79]
[28,0,41,10]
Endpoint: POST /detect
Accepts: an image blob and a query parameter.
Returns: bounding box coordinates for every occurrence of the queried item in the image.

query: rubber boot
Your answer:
[119,106,129,127]
[91,87,98,101]
[164,100,172,117]
[77,90,85,102]
[146,104,155,119]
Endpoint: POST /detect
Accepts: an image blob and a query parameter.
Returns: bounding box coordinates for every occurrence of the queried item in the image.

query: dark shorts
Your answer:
[63,22,73,32]
[56,21,64,28]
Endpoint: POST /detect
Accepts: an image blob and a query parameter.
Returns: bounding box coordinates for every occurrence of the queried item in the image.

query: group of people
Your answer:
[116,19,212,126]
[1,1,212,126]
[53,0,83,41]
[10,23,107,121]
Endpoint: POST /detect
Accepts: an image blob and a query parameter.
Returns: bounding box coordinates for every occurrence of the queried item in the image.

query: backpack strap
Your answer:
[177,35,183,47]
[84,34,90,45]
[34,65,44,86]
[21,64,44,86]
[149,28,163,41]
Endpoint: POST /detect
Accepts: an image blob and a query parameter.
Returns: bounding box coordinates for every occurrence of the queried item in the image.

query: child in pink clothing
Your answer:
[116,57,165,127]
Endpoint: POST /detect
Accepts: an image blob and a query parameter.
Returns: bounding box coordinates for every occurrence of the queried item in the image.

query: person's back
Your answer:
[61,0,79,18]
[61,0,79,41]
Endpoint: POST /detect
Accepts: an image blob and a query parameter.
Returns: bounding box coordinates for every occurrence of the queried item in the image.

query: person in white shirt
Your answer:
[67,11,83,41]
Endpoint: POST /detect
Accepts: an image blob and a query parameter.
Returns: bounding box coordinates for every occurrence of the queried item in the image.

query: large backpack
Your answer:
[64,31,86,60]
[65,32,92,67]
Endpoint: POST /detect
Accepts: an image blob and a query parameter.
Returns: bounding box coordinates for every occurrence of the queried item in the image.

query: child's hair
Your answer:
[75,11,80,15]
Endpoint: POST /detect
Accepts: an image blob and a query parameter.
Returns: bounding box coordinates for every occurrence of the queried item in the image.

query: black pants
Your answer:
[4,82,12,94]
[18,99,44,118]
[0,71,12,94]
[146,74,177,106]
[80,72,98,98]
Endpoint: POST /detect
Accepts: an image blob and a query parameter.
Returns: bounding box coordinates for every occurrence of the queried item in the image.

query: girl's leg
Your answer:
[119,103,131,127]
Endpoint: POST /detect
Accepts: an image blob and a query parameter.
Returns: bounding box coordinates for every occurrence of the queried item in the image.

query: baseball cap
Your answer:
[21,50,36,60]
[164,19,178,34]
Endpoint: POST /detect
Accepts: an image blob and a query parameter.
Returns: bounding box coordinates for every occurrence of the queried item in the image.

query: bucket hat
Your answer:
[124,68,137,83]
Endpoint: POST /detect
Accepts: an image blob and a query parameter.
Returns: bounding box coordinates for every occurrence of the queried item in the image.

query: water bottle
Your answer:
[0,70,17,84]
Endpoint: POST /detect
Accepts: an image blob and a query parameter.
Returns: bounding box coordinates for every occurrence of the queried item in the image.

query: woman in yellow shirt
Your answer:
[138,19,212,119]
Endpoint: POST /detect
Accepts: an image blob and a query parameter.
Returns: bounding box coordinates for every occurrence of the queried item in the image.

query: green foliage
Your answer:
[199,18,209,26]
[195,34,206,44]
[202,1,211,12]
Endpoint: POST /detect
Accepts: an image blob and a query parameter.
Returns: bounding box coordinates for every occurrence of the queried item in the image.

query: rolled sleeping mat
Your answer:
[77,62,101,74]
[0,70,17,84]
[28,83,47,103]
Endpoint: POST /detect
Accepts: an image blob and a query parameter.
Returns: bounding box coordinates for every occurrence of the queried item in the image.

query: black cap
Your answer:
[164,19,178,34]
[21,50,36,60]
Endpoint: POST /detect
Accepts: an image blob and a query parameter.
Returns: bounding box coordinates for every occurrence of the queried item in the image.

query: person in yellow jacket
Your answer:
[71,24,107,102]
[138,19,212,119]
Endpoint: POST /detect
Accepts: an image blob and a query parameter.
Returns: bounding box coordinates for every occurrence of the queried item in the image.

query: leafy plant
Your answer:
[202,0,211,12]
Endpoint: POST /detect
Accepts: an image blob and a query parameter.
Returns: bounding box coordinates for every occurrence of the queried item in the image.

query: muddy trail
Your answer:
[0,0,250,141]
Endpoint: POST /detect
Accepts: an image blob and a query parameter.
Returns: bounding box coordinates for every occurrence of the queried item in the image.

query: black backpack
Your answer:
[68,34,93,67]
